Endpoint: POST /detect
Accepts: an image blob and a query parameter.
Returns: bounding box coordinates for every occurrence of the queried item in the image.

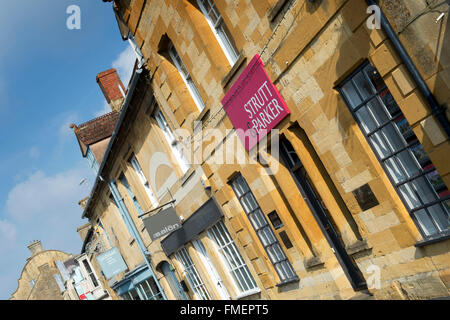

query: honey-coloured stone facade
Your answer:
[86,0,450,300]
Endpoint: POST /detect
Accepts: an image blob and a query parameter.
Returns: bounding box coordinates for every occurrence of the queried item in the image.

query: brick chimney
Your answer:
[96,68,126,112]
[28,240,43,257]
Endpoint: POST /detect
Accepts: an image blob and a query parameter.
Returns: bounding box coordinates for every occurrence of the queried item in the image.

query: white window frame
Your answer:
[154,108,190,174]
[192,239,230,300]
[196,0,239,66]
[129,154,159,208]
[207,221,258,297]
[168,43,205,111]
[81,258,99,289]
[86,147,99,174]
[174,247,212,300]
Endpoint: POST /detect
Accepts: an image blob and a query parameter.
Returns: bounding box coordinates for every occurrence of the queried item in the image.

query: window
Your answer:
[196,0,239,65]
[267,211,284,230]
[129,154,159,208]
[338,62,450,239]
[207,221,258,295]
[86,147,99,174]
[154,108,190,174]
[168,43,205,111]
[192,239,230,299]
[120,174,144,215]
[120,278,163,300]
[174,247,211,300]
[230,174,297,282]
[82,259,99,288]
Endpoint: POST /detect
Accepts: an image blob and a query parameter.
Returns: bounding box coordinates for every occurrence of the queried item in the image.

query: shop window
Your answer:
[207,221,258,295]
[337,61,450,239]
[174,247,211,300]
[167,42,205,111]
[196,0,239,65]
[230,174,298,283]
[129,153,159,208]
[120,278,163,300]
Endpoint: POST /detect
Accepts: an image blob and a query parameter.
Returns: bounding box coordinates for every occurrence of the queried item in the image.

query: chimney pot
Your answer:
[28,240,43,257]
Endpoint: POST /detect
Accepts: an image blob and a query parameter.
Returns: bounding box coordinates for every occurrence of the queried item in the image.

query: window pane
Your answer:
[399,183,421,210]
[353,72,376,100]
[381,123,405,152]
[385,157,406,183]
[410,144,431,169]
[356,106,377,133]
[397,150,420,179]
[370,131,391,158]
[426,169,447,196]
[414,209,438,236]
[427,204,450,232]
[129,289,141,300]
[248,209,268,230]
[412,176,437,205]
[367,97,389,126]
[241,193,258,213]
[394,116,416,143]
[379,90,401,118]
[341,81,362,109]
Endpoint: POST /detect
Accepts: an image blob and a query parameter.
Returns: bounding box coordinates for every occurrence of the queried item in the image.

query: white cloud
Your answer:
[5,166,91,223]
[112,44,136,88]
[0,162,92,300]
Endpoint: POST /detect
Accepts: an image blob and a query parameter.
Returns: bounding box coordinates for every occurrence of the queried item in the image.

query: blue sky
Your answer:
[0,1,136,299]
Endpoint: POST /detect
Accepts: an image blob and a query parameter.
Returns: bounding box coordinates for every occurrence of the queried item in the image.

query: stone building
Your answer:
[79,0,450,300]
[9,241,73,300]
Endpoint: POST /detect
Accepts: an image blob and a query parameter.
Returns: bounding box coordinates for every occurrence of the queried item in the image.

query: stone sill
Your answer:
[346,239,371,256]
[304,256,324,270]
[235,288,261,300]
[275,276,299,288]
[415,232,450,247]
[221,51,246,88]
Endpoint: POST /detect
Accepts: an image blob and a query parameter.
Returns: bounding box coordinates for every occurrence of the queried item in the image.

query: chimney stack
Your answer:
[28,240,43,257]
[96,68,126,112]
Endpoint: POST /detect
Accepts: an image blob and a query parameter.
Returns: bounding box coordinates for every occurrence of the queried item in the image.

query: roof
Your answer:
[71,111,120,157]
[81,68,145,219]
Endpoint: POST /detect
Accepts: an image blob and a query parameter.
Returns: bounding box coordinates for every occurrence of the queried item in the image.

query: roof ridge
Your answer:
[78,110,118,129]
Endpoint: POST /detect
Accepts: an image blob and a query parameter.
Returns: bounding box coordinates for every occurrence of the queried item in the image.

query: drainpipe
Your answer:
[109,180,167,300]
[366,0,450,139]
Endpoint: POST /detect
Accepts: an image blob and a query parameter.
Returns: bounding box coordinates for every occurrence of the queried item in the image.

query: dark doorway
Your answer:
[278,136,367,291]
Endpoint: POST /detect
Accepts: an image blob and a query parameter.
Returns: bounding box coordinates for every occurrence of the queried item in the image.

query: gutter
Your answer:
[366,0,450,138]
[81,227,94,253]
[81,68,143,219]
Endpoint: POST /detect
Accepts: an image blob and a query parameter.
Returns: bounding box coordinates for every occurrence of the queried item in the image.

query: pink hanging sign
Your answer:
[221,54,290,151]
